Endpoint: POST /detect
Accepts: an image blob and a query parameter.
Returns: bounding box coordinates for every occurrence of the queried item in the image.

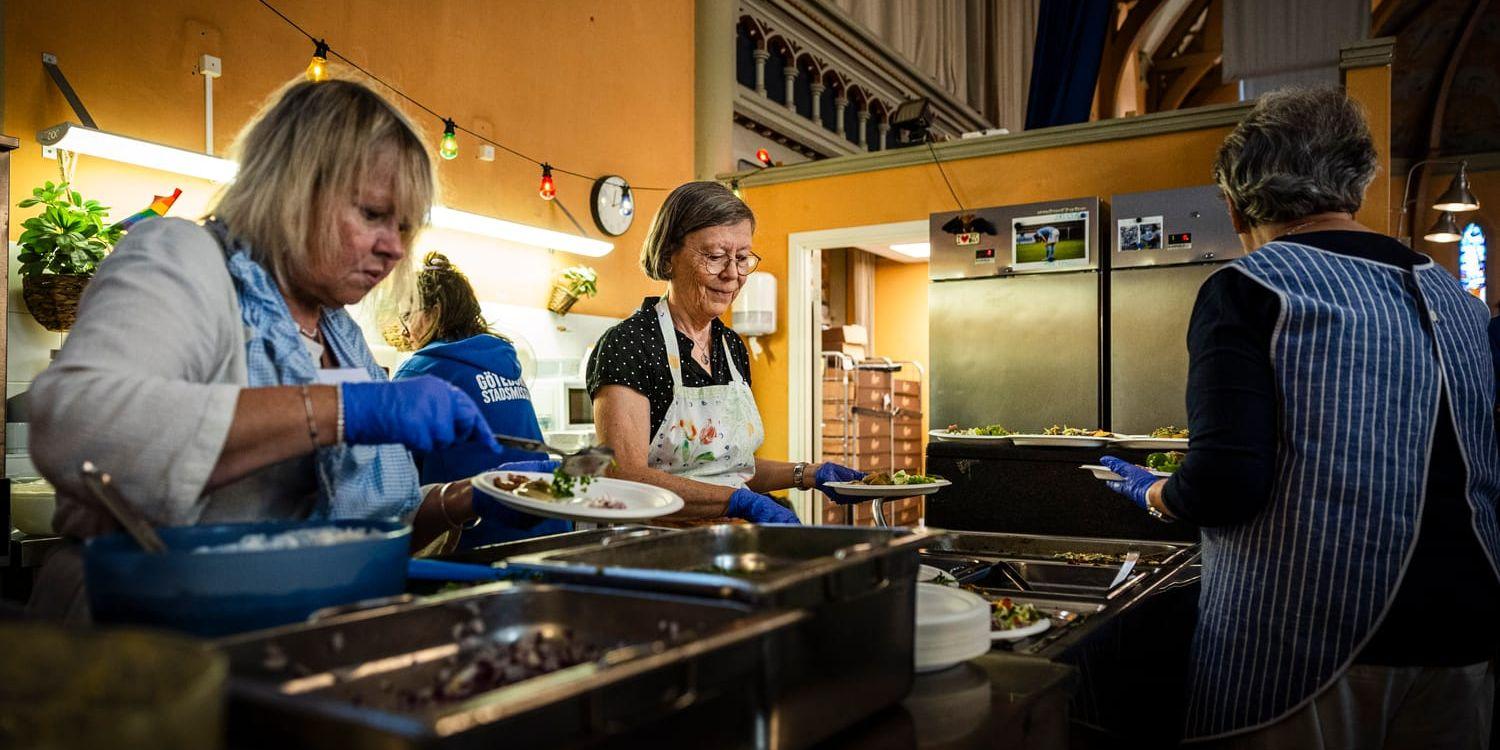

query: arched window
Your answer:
[1459,222,1486,302]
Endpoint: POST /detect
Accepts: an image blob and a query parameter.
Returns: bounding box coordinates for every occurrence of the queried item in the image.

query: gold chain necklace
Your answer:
[1279,214,1352,237]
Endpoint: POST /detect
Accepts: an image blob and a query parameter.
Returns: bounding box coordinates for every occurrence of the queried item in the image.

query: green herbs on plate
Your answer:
[1146,451,1185,474]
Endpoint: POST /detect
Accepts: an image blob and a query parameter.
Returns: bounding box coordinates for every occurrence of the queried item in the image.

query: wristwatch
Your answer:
[792,462,810,490]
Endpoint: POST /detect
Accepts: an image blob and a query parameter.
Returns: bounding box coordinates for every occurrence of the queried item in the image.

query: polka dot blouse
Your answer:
[587,296,753,439]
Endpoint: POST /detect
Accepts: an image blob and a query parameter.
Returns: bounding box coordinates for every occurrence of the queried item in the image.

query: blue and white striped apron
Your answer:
[1183,241,1500,740]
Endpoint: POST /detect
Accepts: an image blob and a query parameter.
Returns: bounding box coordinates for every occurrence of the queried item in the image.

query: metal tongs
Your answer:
[492,434,614,477]
[79,460,167,554]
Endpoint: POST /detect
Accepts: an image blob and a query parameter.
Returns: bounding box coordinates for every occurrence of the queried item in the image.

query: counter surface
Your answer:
[819,653,1076,749]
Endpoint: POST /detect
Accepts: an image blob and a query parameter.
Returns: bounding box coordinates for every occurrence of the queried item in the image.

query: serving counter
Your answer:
[925,440,1198,542]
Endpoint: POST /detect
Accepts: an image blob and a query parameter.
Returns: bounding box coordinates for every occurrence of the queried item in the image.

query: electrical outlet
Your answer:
[199,54,222,79]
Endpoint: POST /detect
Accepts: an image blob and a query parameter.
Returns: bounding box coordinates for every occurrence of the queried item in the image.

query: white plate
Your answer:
[472,471,684,523]
[1008,434,1116,448]
[915,584,992,673]
[825,479,952,497]
[929,430,1013,445]
[1079,464,1172,481]
[991,617,1052,642]
[918,564,960,585]
[1113,437,1189,450]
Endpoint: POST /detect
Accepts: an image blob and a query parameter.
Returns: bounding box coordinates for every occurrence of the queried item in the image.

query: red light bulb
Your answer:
[755,148,772,167]
[539,164,556,201]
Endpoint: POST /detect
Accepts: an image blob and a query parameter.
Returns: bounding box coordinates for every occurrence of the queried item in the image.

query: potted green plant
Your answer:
[547,265,598,315]
[16,181,121,331]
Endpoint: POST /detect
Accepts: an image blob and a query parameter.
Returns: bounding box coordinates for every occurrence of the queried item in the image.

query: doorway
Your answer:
[785,219,928,520]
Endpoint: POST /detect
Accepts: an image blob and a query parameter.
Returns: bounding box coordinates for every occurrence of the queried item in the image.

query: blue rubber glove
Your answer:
[341,376,499,454]
[495,460,560,473]
[1099,456,1159,511]
[726,487,801,524]
[814,462,867,505]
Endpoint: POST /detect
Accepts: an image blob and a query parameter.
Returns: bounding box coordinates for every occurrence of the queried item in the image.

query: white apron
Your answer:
[646,297,764,487]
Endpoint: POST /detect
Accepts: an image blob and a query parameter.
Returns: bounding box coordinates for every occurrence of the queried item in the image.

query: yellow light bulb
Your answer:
[306,55,328,82]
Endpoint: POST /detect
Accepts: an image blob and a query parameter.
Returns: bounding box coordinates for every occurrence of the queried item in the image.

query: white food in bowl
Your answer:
[10,479,56,536]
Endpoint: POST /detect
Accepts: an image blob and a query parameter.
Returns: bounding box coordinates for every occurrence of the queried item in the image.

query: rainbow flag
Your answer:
[112,188,182,231]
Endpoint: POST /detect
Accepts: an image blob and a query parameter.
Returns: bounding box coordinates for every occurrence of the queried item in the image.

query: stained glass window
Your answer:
[1459,222,1486,302]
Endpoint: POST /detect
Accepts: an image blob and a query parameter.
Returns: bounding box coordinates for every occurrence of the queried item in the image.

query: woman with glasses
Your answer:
[586,181,864,523]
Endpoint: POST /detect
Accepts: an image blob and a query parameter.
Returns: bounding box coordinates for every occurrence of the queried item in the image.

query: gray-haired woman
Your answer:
[586,181,863,523]
[28,79,500,621]
[1101,87,1500,746]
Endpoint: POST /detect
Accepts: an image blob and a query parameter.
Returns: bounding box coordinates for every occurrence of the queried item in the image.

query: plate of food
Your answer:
[989,597,1052,641]
[472,470,684,523]
[1009,425,1118,448]
[1113,426,1190,450]
[930,424,1014,445]
[1080,451,1183,481]
[826,469,952,497]
[1079,463,1173,481]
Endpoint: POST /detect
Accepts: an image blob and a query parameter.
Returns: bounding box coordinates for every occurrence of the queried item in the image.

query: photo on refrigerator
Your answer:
[1117,215,1164,252]
[1012,211,1090,269]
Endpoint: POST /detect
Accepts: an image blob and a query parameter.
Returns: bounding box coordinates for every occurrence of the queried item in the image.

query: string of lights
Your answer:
[257,0,676,193]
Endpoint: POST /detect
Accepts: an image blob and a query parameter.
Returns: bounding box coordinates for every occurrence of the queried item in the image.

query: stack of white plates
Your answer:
[914,583,991,673]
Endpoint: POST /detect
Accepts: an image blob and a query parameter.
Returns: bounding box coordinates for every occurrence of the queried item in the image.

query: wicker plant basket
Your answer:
[22,274,90,332]
[547,283,579,315]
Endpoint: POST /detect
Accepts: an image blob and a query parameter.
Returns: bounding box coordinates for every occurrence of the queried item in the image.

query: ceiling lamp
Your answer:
[1432,163,1480,212]
[1423,211,1462,243]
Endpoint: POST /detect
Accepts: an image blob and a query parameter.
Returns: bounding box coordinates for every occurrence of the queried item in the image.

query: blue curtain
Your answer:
[1024,0,1112,130]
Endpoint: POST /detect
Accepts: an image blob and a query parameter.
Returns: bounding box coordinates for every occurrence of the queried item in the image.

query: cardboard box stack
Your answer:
[821,361,924,527]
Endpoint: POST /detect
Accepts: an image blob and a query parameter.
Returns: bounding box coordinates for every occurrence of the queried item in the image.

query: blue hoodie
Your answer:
[393,334,568,544]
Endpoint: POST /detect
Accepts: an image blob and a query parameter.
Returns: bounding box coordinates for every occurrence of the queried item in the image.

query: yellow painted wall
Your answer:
[4,0,694,318]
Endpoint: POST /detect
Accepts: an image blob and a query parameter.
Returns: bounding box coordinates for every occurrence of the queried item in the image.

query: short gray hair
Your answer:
[640,181,755,281]
[1212,87,1378,227]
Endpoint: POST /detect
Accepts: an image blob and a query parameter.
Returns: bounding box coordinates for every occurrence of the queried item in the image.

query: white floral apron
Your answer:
[646,297,764,487]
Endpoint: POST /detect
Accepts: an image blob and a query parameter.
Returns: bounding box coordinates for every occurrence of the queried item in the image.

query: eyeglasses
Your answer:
[696,250,762,275]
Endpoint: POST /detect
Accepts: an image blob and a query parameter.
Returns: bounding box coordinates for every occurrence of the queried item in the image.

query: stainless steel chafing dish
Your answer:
[217,582,803,749]
[506,524,933,749]
[918,531,1198,659]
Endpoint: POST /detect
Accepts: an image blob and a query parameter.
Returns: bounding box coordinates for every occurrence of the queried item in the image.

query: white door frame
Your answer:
[784,219,928,520]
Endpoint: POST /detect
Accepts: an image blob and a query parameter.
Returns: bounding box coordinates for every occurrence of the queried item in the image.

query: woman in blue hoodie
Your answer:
[394,252,568,545]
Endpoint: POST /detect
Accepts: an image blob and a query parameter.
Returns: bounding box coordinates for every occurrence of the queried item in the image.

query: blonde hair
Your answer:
[210,78,435,306]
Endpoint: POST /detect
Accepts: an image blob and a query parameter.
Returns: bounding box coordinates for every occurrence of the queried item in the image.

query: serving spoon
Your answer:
[492,434,615,477]
[79,461,167,554]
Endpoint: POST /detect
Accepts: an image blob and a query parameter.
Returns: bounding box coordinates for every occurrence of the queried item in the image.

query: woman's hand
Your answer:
[813,462,866,505]
[1099,456,1169,515]
[342,376,500,453]
[726,487,800,524]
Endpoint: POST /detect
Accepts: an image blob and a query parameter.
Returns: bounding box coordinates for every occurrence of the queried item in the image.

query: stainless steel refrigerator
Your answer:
[929,197,1107,431]
[1107,185,1245,433]
[927,186,1244,433]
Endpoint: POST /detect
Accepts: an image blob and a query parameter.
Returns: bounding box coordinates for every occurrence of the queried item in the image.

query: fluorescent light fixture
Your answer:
[38,122,239,182]
[889,242,931,258]
[429,206,613,257]
[37,121,613,257]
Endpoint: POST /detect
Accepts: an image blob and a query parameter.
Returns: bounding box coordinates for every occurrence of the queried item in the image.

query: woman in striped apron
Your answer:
[1103,88,1500,747]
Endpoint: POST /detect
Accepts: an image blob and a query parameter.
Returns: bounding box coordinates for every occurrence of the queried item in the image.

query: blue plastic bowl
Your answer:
[85,519,409,638]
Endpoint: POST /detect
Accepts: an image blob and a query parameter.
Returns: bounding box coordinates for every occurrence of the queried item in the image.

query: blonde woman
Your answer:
[28,79,497,621]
